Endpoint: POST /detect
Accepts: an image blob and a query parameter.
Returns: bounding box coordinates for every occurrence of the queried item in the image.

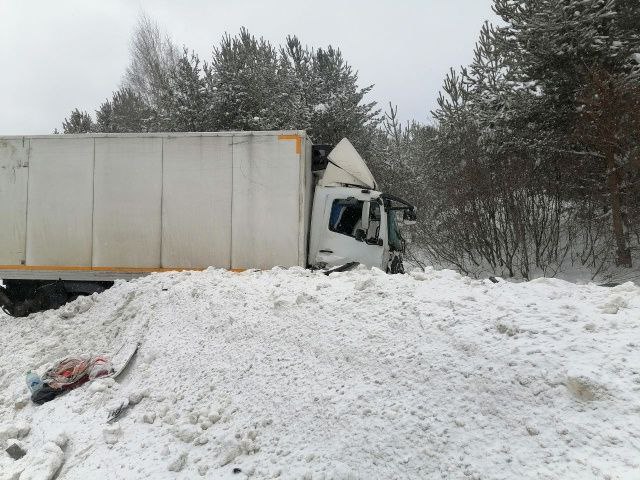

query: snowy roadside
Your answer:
[0,267,639,479]
[405,246,640,286]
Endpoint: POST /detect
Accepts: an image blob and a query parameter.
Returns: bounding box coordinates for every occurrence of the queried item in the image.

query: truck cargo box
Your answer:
[0,131,313,280]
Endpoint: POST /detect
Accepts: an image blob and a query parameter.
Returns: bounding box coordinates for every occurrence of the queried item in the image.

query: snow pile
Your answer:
[0,267,639,479]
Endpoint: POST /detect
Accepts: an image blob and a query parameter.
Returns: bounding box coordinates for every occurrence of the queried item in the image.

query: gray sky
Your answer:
[0,0,497,135]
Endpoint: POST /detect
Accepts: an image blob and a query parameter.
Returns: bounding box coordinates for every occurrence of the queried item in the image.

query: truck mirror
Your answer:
[403,208,417,225]
[354,229,366,242]
[361,202,370,231]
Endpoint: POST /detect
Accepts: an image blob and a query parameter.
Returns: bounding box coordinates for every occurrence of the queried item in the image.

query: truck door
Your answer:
[313,196,385,269]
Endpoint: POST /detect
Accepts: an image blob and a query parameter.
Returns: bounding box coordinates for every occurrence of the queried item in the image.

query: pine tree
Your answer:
[492,0,640,267]
[208,29,380,150]
[62,109,93,133]
[423,0,640,273]
[279,36,316,131]
[93,87,152,133]
[210,28,291,130]
[94,100,113,133]
[574,70,640,266]
[158,50,216,132]
[308,46,380,157]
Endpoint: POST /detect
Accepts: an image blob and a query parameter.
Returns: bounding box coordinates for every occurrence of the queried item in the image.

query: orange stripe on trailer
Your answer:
[0,265,93,271]
[278,134,302,154]
[0,265,247,273]
[92,266,186,273]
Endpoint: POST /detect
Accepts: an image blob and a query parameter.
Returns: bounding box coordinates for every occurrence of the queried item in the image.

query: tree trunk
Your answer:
[606,151,632,267]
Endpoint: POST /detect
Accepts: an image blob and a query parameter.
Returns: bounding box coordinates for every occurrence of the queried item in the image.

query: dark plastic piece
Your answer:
[31,384,65,405]
[6,443,26,460]
[323,262,359,275]
[312,144,334,171]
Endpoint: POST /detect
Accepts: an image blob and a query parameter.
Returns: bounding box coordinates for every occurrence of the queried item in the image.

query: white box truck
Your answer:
[0,131,416,316]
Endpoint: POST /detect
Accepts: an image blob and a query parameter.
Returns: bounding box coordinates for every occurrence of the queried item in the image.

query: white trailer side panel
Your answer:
[93,137,163,268]
[0,139,29,265]
[162,136,233,269]
[26,138,94,266]
[0,131,311,280]
[231,135,303,269]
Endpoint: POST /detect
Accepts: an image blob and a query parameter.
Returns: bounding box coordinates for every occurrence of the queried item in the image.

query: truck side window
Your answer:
[329,199,364,238]
[367,202,381,241]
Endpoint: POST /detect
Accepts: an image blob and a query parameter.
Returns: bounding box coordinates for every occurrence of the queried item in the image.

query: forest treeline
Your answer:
[63,1,640,279]
[62,16,379,159]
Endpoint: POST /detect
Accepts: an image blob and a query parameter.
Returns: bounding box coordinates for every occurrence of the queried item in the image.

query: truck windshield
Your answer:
[387,210,404,252]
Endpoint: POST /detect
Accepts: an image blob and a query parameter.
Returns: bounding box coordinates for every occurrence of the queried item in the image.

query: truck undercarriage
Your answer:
[0,280,112,317]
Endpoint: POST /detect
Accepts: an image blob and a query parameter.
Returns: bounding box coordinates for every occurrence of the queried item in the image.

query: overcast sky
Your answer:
[0,0,497,135]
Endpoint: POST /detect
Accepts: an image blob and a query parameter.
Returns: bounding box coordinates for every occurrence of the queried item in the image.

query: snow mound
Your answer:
[0,267,638,479]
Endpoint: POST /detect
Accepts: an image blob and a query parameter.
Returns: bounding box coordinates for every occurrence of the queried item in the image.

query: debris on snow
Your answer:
[106,399,130,424]
[102,424,122,445]
[5,440,27,460]
[3,441,66,480]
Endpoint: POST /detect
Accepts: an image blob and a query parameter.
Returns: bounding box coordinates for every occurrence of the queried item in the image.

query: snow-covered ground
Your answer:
[0,267,639,479]
[406,247,640,286]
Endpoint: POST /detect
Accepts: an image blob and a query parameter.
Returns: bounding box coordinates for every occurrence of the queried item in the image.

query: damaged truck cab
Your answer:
[0,131,415,316]
[309,187,415,274]
[308,139,416,274]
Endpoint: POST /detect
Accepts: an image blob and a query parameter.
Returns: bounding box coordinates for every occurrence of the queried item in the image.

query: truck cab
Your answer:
[308,139,416,274]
